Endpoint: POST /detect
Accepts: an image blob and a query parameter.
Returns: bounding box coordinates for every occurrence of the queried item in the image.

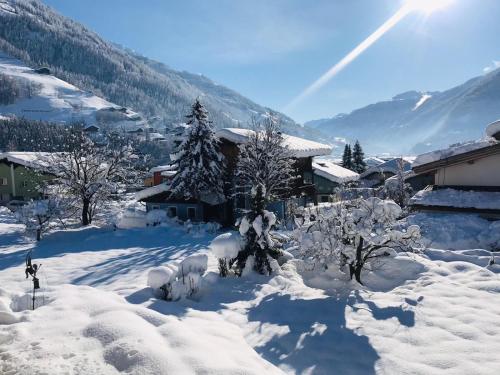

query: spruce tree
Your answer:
[169,99,225,202]
[352,140,367,173]
[341,144,353,170]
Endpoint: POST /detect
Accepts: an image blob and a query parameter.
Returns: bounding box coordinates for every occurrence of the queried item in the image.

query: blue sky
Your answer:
[43,0,500,123]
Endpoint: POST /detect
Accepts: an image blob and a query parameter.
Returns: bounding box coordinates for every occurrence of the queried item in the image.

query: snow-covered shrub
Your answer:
[295,197,421,284]
[146,209,167,226]
[382,159,413,211]
[210,232,243,277]
[147,255,208,301]
[17,198,62,241]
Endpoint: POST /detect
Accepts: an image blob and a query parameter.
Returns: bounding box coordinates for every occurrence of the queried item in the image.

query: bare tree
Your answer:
[47,128,132,226]
[236,115,295,202]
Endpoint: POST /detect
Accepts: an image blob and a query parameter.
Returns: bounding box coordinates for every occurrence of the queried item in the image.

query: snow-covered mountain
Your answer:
[0,0,320,140]
[0,51,143,128]
[306,69,500,155]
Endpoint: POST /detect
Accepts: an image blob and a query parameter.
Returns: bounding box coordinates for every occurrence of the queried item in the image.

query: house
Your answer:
[360,157,413,187]
[149,165,177,186]
[0,152,55,204]
[136,128,333,225]
[312,159,359,202]
[409,120,500,218]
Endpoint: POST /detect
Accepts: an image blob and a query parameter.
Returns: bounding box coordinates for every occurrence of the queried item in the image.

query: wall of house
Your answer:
[0,162,52,203]
[435,154,500,187]
[146,202,203,222]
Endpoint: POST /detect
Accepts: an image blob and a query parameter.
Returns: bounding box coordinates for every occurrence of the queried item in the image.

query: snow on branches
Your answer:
[169,99,225,202]
[45,128,133,225]
[295,197,421,284]
[236,115,295,202]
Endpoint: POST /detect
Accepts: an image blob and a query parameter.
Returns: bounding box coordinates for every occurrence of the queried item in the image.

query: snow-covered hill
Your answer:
[306,68,500,154]
[0,51,142,128]
[0,0,322,141]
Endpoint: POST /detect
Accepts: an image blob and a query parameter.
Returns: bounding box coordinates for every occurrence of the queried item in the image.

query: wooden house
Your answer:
[136,128,332,225]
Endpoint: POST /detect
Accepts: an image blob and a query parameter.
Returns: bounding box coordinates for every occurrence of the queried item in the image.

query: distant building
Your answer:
[360,158,413,187]
[0,152,55,204]
[312,159,359,202]
[410,120,500,218]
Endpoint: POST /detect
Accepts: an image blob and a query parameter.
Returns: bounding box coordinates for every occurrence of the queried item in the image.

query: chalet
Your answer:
[312,159,359,202]
[0,152,54,204]
[136,128,332,225]
[409,120,500,218]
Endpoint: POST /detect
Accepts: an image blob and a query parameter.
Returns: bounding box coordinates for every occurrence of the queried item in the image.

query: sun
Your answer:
[405,0,454,14]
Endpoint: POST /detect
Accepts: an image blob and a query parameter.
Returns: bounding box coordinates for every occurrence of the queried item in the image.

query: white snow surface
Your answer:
[210,232,243,259]
[313,159,359,184]
[135,183,170,201]
[485,119,500,138]
[413,137,498,168]
[1,205,500,374]
[410,188,500,210]
[216,128,333,158]
[412,93,432,111]
[0,52,141,128]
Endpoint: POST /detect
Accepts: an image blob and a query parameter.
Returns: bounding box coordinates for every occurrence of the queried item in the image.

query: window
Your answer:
[187,207,196,220]
[21,181,28,188]
[320,195,330,203]
[151,205,160,210]
[0,177,7,186]
[167,206,177,218]
[303,171,313,185]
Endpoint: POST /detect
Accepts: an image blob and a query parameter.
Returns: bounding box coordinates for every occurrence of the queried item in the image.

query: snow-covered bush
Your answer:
[17,198,63,241]
[295,197,421,284]
[210,232,244,277]
[382,159,413,210]
[210,185,282,277]
[146,255,208,301]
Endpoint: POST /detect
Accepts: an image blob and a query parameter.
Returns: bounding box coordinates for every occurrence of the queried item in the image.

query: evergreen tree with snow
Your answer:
[352,140,367,173]
[235,184,282,275]
[169,99,225,202]
[341,144,353,170]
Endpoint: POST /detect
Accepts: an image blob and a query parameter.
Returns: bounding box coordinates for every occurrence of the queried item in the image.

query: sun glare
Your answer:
[405,0,454,15]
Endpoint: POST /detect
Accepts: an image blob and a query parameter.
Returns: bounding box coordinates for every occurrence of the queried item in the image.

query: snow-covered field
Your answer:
[0,206,499,374]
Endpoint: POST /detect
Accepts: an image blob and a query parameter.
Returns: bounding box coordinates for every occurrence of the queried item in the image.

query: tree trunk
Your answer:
[349,237,364,285]
[36,228,41,241]
[82,199,90,226]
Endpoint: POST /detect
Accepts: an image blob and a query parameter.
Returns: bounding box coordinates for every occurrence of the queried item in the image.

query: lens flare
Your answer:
[284,0,453,112]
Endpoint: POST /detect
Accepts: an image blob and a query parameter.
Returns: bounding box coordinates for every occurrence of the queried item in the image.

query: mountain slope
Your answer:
[0,51,143,128]
[0,0,314,138]
[306,70,500,154]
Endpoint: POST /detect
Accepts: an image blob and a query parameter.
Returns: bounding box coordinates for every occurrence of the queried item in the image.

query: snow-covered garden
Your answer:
[1,197,499,374]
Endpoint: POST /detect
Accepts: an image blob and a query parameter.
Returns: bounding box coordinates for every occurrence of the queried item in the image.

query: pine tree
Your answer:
[341,144,353,170]
[352,140,367,173]
[235,184,281,275]
[169,99,225,202]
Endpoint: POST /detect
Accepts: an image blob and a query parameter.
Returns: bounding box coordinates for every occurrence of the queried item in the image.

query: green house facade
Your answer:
[0,152,54,204]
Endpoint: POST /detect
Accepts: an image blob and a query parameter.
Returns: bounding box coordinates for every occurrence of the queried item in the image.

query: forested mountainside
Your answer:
[306,68,500,154]
[0,0,318,139]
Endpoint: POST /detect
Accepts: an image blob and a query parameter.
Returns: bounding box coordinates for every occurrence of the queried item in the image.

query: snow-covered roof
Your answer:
[216,128,333,158]
[149,132,166,141]
[0,151,53,171]
[363,156,385,168]
[149,164,176,173]
[486,119,500,139]
[135,183,170,201]
[160,170,177,177]
[360,158,412,178]
[410,188,500,211]
[312,159,359,184]
[413,137,498,168]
